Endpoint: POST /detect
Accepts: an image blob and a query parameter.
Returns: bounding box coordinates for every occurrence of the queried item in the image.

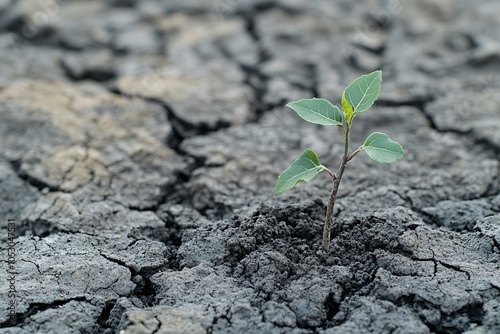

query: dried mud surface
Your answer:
[1,0,500,333]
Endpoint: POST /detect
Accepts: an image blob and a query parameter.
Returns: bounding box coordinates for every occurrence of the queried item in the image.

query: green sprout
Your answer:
[275,70,405,252]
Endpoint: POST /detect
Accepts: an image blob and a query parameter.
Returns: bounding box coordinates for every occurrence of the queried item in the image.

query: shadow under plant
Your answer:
[1,0,500,333]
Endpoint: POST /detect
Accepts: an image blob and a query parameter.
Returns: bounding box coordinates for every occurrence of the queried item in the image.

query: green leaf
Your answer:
[341,91,355,125]
[286,98,343,126]
[342,70,382,115]
[362,132,405,163]
[275,149,325,195]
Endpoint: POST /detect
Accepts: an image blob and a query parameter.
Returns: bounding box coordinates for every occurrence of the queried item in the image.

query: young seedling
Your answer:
[275,70,404,252]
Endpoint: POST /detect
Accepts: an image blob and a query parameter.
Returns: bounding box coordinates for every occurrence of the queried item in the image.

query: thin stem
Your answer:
[340,126,347,137]
[322,124,350,252]
[324,167,336,180]
[347,146,363,162]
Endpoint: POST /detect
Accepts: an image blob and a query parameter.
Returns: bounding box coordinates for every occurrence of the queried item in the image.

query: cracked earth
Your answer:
[1,0,500,333]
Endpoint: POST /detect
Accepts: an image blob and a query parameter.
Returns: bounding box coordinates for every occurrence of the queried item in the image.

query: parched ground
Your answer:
[1,0,500,333]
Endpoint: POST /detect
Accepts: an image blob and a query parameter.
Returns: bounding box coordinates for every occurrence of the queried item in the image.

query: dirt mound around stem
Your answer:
[115,204,499,334]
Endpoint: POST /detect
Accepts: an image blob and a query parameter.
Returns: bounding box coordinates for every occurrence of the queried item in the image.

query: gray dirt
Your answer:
[1,0,500,333]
